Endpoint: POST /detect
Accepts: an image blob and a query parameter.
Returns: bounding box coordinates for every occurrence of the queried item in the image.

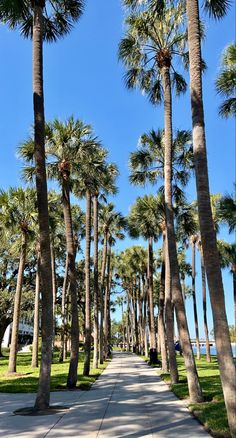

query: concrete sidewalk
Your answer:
[0,352,210,438]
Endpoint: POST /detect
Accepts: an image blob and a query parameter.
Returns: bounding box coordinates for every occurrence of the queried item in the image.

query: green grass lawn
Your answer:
[160,355,233,438]
[0,349,109,393]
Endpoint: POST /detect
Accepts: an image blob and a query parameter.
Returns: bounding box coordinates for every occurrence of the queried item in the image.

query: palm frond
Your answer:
[203,0,231,19]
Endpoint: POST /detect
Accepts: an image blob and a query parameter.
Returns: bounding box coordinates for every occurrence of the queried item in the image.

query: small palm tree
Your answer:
[0,0,84,410]
[216,43,236,118]
[0,187,36,374]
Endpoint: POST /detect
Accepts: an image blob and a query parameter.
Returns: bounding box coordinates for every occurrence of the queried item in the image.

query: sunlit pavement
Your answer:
[0,352,210,437]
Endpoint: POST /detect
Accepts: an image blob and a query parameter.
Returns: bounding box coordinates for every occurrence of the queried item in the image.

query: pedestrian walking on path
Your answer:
[0,352,210,437]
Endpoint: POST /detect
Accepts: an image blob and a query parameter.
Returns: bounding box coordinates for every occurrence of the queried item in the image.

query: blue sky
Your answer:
[0,0,235,338]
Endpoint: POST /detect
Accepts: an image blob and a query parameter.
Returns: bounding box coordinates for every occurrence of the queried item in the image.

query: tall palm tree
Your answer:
[0,0,84,410]
[46,118,101,385]
[216,43,236,118]
[0,187,36,374]
[186,0,236,430]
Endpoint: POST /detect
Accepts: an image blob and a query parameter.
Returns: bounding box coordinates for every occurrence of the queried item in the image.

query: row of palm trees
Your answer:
[119,0,235,435]
[0,180,128,374]
[0,0,235,435]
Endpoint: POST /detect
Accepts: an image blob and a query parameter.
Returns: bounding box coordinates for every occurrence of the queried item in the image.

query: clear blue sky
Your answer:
[0,1,235,338]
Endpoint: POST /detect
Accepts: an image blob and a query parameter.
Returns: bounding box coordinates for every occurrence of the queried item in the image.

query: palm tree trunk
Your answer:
[142,281,149,358]
[33,2,54,411]
[93,194,99,369]
[83,191,92,376]
[148,237,157,364]
[133,280,139,353]
[62,180,79,389]
[8,230,27,374]
[181,273,186,301]
[200,248,211,363]
[162,64,203,403]
[32,251,40,368]
[99,232,108,364]
[51,240,57,346]
[138,278,144,354]
[186,0,236,429]
[59,254,69,362]
[159,235,168,372]
[127,293,130,351]
[104,243,111,360]
[165,236,178,383]
[191,240,201,359]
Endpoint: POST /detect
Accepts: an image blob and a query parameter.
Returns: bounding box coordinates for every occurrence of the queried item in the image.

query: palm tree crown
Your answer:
[119,0,188,104]
[0,0,84,42]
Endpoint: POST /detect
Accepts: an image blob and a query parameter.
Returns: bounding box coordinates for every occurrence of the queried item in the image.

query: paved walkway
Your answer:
[0,352,210,438]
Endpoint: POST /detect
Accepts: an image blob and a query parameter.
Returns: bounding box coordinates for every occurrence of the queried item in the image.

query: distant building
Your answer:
[2,321,33,348]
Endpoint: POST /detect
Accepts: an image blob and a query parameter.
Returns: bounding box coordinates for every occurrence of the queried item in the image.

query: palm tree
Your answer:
[0,187,36,374]
[216,43,236,118]
[47,118,101,386]
[186,0,236,429]
[0,0,84,410]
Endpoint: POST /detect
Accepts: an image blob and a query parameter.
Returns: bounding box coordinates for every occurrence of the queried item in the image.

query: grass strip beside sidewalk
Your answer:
[139,353,233,437]
[160,355,232,438]
[0,350,109,393]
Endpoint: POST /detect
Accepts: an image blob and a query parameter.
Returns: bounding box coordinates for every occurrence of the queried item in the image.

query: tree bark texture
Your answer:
[93,194,99,369]
[83,191,92,376]
[62,180,79,389]
[200,248,211,363]
[191,240,201,359]
[33,4,54,411]
[186,0,236,430]
[8,231,27,374]
[159,235,168,372]
[99,233,107,364]
[32,251,40,368]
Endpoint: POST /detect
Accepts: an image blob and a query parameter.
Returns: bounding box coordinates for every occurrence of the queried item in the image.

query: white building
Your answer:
[2,321,34,348]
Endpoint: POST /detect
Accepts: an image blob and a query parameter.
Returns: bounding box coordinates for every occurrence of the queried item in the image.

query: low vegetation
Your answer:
[0,350,108,393]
